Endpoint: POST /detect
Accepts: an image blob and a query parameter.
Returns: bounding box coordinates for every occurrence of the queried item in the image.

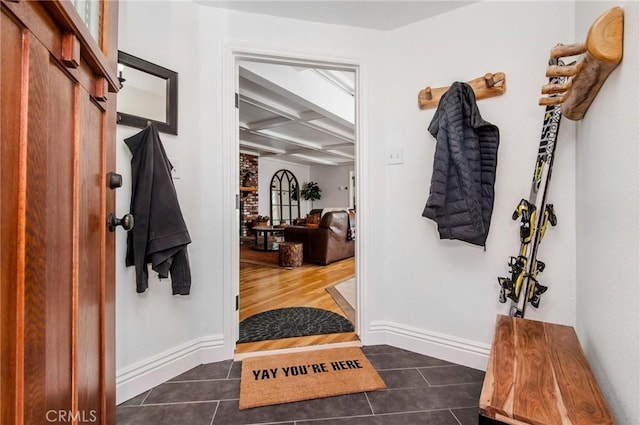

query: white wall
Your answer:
[115,0,575,396]
[115,2,226,402]
[575,2,640,424]
[256,161,355,218]
[311,164,354,209]
[116,3,638,420]
[115,0,384,402]
[374,1,576,353]
[258,157,310,218]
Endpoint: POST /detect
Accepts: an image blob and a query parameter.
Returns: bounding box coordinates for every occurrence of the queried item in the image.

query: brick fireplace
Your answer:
[240,153,259,237]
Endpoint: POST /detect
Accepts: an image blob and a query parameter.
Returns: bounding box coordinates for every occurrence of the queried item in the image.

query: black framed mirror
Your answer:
[270,169,300,226]
[117,51,178,135]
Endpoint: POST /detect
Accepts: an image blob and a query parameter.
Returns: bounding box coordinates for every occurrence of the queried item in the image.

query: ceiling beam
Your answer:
[239,127,354,163]
[239,62,354,127]
[312,69,355,96]
[241,127,320,150]
[239,94,354,143]
[237,61,356,167]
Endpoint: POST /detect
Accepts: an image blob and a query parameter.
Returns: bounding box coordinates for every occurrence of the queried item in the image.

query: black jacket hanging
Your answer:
[422,82,500,247]
[125,124,192,295]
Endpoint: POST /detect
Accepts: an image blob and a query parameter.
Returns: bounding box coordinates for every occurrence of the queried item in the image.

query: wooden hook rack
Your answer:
[539,7,623,120]
[418,72,507,109]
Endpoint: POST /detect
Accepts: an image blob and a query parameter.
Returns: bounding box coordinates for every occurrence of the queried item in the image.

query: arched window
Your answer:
[270,169,300,225]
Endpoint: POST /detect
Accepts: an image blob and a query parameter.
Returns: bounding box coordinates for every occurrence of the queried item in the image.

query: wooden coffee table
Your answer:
[252,226,285,251]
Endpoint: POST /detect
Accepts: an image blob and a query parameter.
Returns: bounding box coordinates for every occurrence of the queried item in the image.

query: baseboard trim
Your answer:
[115,334,226,404]
[367,321,491,371]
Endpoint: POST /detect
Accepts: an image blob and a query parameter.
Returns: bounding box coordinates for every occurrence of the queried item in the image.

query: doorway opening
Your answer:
[230,51,362,356]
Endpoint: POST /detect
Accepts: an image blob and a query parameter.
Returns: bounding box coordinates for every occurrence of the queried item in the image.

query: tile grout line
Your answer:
[139,388,153,405]
[363,391,375,416]
[292,413,377,423]
[226,360,235,380]
[298,407,473,422]
[124,399,238,407]
[417,367,433,387]
[167,377,241,384]
[370,364,458,372]
[369,382,481,392]
[450,408,464,425]
[429,381,484,387]
[208,401,219,425]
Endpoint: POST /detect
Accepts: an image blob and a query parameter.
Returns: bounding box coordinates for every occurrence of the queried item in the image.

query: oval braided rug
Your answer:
[238,307,354,343]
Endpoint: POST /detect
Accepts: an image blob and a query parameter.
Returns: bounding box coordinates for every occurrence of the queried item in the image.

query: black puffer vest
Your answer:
[422,82,500,247]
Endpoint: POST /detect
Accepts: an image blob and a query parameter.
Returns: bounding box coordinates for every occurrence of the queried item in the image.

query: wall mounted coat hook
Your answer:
[539,7,623,120]
[419,72,506,109]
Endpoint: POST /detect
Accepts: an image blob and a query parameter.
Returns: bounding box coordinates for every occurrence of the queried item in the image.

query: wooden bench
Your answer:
[479,315,614,425]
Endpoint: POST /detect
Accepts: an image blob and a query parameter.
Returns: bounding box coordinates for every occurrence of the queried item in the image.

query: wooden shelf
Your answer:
[240,186,257,192]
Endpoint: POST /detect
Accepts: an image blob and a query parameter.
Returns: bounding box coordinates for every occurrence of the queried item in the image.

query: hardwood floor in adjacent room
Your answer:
[236,253,358,354]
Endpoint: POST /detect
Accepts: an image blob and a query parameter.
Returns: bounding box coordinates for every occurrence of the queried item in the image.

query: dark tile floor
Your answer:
[117,345,484,424]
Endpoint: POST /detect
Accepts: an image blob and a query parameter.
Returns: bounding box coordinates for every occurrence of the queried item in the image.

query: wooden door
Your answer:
[1,1,119,424]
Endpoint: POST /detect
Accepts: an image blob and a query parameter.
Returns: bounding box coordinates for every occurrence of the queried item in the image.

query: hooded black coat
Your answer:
[422,82,500,247]
[125,125,192,294]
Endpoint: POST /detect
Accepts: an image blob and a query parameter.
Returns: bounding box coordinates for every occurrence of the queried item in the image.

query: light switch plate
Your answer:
[386,148,403,165]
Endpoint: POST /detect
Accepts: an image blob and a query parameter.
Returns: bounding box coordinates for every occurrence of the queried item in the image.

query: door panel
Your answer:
[1,12,26,425]
[78,91,106,422]
[1,1,118,424]
[45,54,75,421]
[24,31,55,425]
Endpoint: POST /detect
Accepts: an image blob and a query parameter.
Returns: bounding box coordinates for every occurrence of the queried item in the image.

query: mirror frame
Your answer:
[270,169,300,225]
[117,51,178,135]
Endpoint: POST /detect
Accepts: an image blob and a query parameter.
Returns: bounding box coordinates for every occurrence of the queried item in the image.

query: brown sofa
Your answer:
[283,210,355,265]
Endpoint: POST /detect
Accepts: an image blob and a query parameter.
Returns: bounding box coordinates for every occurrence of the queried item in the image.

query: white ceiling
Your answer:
[239,61,356,166]
[194,1,475,31]
[219,1,476,166]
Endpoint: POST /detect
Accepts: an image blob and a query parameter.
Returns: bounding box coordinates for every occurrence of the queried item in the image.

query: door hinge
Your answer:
[235,295,239,311]
[235,194,240,209]
[235,93,239,108]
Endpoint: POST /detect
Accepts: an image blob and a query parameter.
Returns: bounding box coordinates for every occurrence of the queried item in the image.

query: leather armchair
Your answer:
[283,210,355,265]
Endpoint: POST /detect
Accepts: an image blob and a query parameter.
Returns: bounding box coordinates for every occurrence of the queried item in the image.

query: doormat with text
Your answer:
[239,346,386,409]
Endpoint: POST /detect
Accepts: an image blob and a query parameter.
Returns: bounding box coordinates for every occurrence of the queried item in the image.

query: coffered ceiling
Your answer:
[238,61,356,166]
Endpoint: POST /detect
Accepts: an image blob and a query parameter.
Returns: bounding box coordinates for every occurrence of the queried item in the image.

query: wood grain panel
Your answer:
[1,0,61,60]
[480,316,614,425]
[77,89,104,423]
[103,48,118,425]
[2,0,119,92]
[23,31,50,425]
[44,58,76,419]
[0,10,27,425]
[236,256,357,354]
[42,1,119,91]
[545,324,614,425]
[1,1,119,423]
[480,315,515,419]
[2,1,109,107]
[513,319,562,425]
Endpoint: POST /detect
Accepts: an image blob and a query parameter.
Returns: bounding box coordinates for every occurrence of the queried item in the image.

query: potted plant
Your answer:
[300,181,322,209]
